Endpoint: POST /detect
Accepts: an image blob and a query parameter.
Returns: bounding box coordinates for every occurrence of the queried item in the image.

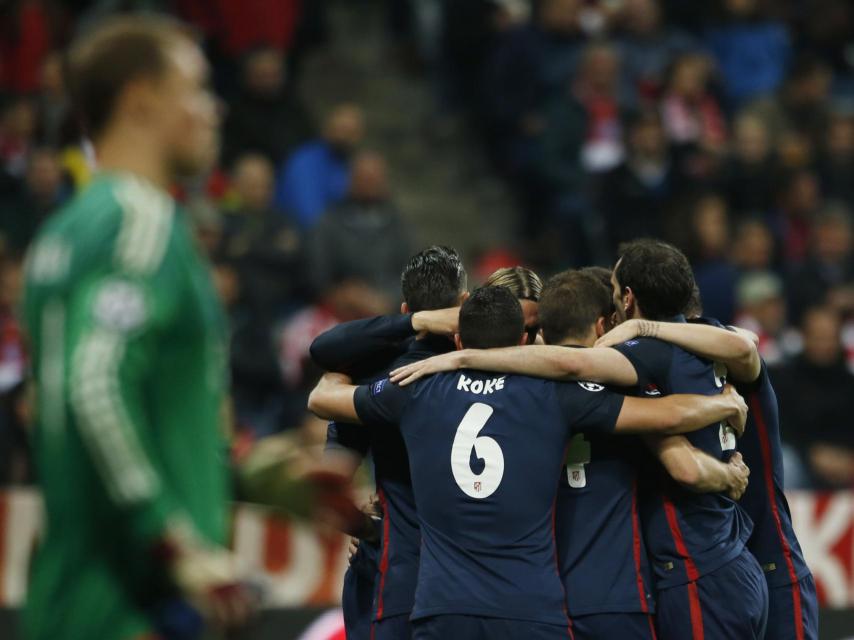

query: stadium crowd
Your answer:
[0,0,853,492]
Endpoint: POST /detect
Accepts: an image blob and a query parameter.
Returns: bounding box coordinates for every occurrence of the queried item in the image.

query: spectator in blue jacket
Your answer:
[274,103,365,229]
[705,0,791,109]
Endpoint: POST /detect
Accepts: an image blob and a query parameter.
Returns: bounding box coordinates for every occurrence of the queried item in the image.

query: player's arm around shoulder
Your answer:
[614,384,748,436]
[390,344,638,387]
[596,318,761,384]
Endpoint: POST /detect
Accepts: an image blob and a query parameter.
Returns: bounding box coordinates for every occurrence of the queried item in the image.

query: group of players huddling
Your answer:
[19,12,817,640]
[307,241,819,640]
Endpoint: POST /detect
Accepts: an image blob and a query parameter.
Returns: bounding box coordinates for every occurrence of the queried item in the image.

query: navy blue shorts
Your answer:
[766,573,819,640]
[371,613,413,640]
[342,538,380,640]
[571,612,657,639]
[412,614,571,640]
[656,550,768,640]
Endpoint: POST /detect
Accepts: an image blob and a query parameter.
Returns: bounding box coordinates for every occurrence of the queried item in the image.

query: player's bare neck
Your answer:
[96,126,172,191]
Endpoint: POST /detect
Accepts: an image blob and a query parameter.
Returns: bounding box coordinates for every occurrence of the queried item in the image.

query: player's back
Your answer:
[400,371,601,626]
[23,174,230,638]
[616,337,753,588]
[736,361,811,585]
[557,427,655,617]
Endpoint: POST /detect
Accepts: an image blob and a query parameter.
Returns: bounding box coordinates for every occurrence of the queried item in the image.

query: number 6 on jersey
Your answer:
[451,403,505,499]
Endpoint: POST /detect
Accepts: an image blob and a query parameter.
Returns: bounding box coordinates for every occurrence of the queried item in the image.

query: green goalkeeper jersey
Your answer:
[22,173,230,640]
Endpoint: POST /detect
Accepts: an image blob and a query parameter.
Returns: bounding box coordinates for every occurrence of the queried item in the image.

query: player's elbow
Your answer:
[308,337,334,371]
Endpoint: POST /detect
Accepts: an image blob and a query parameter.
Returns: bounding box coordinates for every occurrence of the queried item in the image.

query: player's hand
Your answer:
[725,452,750,501]
[389,351,464,386]
[722,384,748,437]
[411,307,459,337]
[161,526,254,629]
[594,319,644,348]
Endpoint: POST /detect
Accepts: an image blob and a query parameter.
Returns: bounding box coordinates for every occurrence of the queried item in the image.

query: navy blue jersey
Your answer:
[614,330,753,590]
[557,427,655,616]
[310,313,415,379]
[354,370,625,625]
[736,360,811,588]
[325,334,454,621]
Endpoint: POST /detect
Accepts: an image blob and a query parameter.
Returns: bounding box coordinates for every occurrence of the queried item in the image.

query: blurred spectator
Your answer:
[221,46,314,167]
[721,112,778,216]
[614,0,696,103]
[0,0,63,94]
[222,153,306,318]
[212,256,287,437]
[817,108,854,210]
[705,0,791,109]
[0,147,68,251]
[0,97,37,186]
[660,53,726,153]
[0,255,30,483]
[731,217,776,272]
[774,169,822,263]
[734,271,800,366]
[772,307,854,489]
[598,108,675,254]
[277,147,412,405]
[575,41,626,173]
[275,103,364,229]
[787,204,854,323]
[306,151,413,308]
[480,0,584,172]
[438,0,524,113]
[33,51,74,148]
[746,54,833,152]
[689,194,737,324]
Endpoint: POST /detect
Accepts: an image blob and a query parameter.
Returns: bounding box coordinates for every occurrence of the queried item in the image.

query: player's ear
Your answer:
[401,302,409,314]
[595,316,607,338]
[624,287,635,318]
[458,291,470,305]
[454,333,463,351]
[518,332,528,346]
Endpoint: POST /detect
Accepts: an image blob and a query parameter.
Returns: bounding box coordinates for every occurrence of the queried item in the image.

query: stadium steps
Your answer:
[298,0,517,266]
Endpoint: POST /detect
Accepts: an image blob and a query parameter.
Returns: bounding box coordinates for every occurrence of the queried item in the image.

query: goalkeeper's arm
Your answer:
[67,274,250,626]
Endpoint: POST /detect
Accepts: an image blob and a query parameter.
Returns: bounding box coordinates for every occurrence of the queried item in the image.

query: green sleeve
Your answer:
[65,215,189,550]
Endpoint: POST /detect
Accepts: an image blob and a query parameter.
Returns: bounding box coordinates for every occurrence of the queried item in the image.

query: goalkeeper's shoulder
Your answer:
[34,175,180,276]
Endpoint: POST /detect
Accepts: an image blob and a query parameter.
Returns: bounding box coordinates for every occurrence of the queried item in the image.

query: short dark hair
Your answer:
[615,239,695,320]
[539,270,612,344]
[400,246,467,312]
[66,16,191,139]
[458,286,524,349]
[579,267,615,304]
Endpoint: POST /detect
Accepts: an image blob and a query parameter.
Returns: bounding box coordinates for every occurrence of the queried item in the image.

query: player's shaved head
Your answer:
[401,246,467,312]
[66,15,193,139]
[539,270,612,345]
[458,286,524,350]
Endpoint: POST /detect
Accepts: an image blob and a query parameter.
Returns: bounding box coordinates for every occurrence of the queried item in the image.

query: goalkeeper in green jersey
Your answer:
[22,17,252,640]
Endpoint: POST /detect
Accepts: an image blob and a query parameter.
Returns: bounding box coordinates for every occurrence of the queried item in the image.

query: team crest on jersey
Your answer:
[577,381,604,392]
[623,339,640,347]
[643,384,661,396]
[372,378,387,396]
[93,279,147,332]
